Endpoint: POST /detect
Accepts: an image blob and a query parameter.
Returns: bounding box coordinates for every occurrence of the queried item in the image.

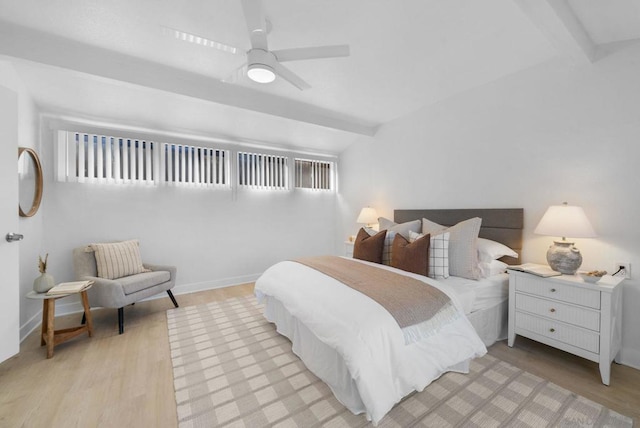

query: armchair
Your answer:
[72,246,178,334]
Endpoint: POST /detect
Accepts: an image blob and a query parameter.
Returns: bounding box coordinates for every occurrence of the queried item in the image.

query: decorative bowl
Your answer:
[580,271,606,283]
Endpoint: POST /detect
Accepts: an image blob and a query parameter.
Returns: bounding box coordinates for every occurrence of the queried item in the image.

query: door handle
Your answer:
[5,233,24,242]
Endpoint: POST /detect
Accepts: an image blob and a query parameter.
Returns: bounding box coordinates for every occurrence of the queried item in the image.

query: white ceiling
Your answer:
[1,0,639,154]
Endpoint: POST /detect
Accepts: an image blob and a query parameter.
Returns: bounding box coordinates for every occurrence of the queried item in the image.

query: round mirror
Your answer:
[18,147,43,217]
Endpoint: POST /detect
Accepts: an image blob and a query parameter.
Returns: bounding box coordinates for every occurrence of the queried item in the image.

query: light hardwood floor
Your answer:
[1,284,638,427]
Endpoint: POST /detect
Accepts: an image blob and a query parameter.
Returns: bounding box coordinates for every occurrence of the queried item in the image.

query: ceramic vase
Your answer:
[546,240,582,275]
[33,272,55,293]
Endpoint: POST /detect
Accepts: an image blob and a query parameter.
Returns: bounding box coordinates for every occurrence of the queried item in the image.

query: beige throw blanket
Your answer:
[294,256,456,335]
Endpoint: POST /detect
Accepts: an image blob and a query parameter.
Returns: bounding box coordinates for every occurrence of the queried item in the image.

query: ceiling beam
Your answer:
[513,0,597,65]
[0,21,377,137]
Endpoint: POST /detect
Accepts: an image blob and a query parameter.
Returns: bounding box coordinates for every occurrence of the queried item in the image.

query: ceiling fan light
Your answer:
[247,63,276,83]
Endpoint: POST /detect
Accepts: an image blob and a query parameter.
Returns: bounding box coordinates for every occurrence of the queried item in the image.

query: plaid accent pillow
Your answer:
[89,239,149,280]
[375,218,421,266]
[410,230,450,279]
[365,228,396,265]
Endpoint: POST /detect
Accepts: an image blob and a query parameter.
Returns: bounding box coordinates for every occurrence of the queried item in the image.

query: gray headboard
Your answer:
[394,208,524,265]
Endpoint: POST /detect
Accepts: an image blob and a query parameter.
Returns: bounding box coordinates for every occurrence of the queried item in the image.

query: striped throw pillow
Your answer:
[90,240,149,280]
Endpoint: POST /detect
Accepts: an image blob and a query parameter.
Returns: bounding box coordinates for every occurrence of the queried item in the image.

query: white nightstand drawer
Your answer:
[515,294,600,331]
[515,276,600,309]
[516,311,600,354]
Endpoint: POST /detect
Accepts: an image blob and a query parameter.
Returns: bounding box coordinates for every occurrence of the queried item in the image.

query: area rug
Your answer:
[167,296,633,428]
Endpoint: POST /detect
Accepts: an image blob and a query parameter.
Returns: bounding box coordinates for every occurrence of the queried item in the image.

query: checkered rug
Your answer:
[167,296,633,427]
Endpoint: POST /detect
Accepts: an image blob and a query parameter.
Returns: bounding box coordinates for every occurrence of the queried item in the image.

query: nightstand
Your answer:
[507,268,624,385]
[344,241,354,257]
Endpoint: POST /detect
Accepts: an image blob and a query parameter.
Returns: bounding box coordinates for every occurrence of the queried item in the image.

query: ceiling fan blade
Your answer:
[161,26,239,54]
[272,45,350,62]
[240,0,268,50]
[273,62,311,90]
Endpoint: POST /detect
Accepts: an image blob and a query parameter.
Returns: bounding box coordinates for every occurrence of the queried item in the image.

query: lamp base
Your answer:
[546,240,582,275]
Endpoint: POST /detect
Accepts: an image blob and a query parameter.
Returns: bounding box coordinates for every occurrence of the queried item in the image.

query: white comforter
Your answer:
[254,258,487,424]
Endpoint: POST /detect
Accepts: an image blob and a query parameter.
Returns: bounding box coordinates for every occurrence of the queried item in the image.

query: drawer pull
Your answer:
[550,308,556,313]
[549,328,556,333]
[550,288,556,293]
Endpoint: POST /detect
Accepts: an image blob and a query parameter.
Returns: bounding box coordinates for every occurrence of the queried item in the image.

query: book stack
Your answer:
[46,280,94,296]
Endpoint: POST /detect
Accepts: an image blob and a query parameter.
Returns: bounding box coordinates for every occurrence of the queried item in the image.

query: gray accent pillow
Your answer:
[378,217,422,238]
[422,217,482,280]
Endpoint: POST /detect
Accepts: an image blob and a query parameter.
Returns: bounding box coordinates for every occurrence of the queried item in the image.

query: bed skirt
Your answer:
[260,296,506,420]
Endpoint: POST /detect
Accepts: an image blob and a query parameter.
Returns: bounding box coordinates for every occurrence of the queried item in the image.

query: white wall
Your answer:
[338,42,640,368]
[0,62,44,341]
[26,122,338,337]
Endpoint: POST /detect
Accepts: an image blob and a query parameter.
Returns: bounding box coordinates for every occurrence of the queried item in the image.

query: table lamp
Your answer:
[357,207,378,229]
[534,202,596,275]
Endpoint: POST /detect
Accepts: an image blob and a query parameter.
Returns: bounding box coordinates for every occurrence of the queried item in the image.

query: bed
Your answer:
[395,209,524,348]
[255,208,523,424]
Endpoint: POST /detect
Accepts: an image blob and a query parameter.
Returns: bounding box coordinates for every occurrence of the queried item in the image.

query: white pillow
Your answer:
[477,238,518,262]
[478,259,509,278]
[422,217,482,280]
[409,230,450,279]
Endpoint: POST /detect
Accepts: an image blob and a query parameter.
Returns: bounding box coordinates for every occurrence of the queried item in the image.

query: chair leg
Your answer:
[167,290,179,308]
[118,307,124,334]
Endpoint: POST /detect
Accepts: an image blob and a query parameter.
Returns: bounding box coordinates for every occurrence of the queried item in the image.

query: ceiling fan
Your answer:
[166,0,350,90]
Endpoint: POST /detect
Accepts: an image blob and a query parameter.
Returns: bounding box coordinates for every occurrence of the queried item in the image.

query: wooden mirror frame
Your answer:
[18,147,43,217]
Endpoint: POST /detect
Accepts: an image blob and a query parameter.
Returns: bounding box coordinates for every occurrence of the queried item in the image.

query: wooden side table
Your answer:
[26,285,94,358]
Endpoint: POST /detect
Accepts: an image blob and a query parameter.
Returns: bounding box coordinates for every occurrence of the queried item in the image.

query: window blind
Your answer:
[161,143,229,187]
[237,152,288,189]
[294,158,333,190]
[57,131,156,184]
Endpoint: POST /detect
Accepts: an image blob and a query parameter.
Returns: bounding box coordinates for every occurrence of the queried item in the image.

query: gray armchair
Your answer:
[72,246,178,334]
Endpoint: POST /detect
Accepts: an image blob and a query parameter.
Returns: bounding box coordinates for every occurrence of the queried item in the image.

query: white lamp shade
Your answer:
[534,204,596,239]
[247,64,276,83]
[356,207,378,225]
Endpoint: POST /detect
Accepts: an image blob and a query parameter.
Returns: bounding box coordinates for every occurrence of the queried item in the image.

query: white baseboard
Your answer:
[20,311,44,345]
[19,273,261,342]
[618,348,640,370]
[171,273,260,296]
[24,274,640,372]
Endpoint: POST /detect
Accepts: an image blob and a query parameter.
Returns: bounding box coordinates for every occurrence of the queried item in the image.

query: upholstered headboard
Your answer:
[394,208,524,265]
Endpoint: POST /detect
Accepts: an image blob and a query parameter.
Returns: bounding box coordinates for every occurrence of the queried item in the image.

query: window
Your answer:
[56,131,230,188]
[57,131,156,184]
[237,152,288,189]
[294,158,333,191]
[56,130,336,193]
[161,143,229,187]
